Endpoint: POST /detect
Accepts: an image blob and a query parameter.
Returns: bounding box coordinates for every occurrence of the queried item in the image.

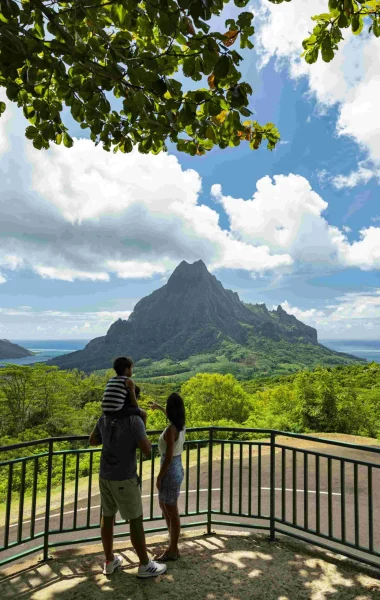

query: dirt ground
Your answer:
[1,529,380,600]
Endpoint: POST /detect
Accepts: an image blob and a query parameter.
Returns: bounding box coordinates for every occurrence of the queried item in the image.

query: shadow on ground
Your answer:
[1,530,380,600]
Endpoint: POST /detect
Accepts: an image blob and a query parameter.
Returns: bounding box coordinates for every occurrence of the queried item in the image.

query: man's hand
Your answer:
[89,429,102,447]
[156,475,162,491]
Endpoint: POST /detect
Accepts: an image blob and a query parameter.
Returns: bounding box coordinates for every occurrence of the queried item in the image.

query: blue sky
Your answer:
[0,0,379,340]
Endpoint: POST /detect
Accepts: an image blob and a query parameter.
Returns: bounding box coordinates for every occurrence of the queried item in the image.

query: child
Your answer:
[102,356,147,426]
[150,393,186,561]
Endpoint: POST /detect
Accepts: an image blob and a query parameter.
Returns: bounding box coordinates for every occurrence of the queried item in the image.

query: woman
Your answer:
[150,393,186,561]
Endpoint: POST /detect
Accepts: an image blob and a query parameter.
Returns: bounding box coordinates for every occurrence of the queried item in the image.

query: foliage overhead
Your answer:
[0,0,378,156]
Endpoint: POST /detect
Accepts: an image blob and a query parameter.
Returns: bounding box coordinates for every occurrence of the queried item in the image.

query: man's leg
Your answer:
[129,515,149,566]
[101,515,115,562]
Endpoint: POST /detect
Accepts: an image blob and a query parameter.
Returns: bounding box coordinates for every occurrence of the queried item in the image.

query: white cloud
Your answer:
[254,1,380,186]
[0,273,6,284]
[331,163,380,189]
[212,174,380,271]
[0,306,132,338]
[280,290,380,339]
[36,266,110,282]
[106,261,171,279]
[0,108,294,281]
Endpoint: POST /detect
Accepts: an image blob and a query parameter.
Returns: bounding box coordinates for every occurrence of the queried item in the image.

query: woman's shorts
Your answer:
[99,476,143,521]
[158,455,184,506]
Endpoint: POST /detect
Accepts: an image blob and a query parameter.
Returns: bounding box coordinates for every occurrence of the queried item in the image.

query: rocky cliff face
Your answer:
[0,339,33,359]
[48,260,321,372]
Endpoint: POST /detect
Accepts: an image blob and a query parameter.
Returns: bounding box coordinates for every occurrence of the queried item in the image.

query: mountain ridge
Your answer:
[0,339,33,360]
[48,260,363,373]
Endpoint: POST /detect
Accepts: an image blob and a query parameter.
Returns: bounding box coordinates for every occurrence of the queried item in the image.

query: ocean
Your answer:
[0,340,89,366]
[1,339,379,367]
[320,339,380,364]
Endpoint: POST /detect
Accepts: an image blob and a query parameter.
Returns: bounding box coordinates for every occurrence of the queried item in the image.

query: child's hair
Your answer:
[135,385,140,399]
[113,356,133,376]
[166,393,185,432]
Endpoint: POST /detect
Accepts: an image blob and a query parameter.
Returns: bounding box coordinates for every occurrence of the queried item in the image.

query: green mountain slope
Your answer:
[0,339,33,360]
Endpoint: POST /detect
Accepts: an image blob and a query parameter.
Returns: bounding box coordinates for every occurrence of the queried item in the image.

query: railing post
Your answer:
[43,440,53,562]
[207,427,213,535]
[269,431,276,541]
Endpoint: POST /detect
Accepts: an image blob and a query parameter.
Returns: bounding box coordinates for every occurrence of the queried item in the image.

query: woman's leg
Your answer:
[159,500,171,535]
[164,502,181,556]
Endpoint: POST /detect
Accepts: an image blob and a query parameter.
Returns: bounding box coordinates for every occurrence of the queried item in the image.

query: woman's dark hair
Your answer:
[113,356,133,376]
[135,385,140,399]
[166,393,185,432]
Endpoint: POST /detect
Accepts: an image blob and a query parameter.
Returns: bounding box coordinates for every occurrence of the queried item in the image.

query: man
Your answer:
[89,408,167,578]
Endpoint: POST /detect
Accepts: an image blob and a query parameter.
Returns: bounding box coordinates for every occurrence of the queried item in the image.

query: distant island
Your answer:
[48,260,365,378]
[0,339,33,360]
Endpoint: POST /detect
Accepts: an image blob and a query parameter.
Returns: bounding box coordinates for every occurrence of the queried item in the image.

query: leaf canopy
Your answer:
[0,0,378,155]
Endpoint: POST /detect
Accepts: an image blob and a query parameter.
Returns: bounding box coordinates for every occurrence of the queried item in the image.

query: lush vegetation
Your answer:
[1,1,379,155]
[132,339,364,383]
[1,361,379,502]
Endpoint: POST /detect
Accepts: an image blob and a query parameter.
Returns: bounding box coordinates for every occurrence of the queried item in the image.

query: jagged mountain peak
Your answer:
[48,261,338,372]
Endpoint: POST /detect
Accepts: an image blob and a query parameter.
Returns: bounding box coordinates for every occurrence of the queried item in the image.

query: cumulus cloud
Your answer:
[254,0,380,186]
[212,174,380,270]
[0,103,292,283]
[280,290,380,338]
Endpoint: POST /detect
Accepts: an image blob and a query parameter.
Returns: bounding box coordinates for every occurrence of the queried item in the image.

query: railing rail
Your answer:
[1,427,379,570]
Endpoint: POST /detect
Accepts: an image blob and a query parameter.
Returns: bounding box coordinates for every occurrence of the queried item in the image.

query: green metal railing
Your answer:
[0,428,379,569]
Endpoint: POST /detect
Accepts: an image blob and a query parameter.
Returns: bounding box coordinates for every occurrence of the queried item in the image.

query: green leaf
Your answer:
[338,12,350,28]
[321,38,334,62]
[373,20,380,38]
[63,133,73,148]
[214,55,230,79]
[6,83,19,101]
[351,14,364,34]
[25,126,38,140]
[234,0,250,6]
[305,46,319,64]
[0,101,5,116]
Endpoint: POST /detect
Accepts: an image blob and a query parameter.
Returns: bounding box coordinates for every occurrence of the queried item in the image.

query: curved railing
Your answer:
[0,428,379,569]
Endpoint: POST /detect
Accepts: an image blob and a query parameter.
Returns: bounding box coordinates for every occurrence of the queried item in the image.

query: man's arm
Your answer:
[89,424,102,447]
[131,416,151,456]
[137,435,152,457]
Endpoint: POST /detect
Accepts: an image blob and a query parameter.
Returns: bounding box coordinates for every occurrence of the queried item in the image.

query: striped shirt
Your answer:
[102,376,130,413]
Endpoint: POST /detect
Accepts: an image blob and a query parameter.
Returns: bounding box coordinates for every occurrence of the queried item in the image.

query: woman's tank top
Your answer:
[158,426,186,456]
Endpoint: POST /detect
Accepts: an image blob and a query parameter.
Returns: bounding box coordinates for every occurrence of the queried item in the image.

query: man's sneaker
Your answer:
[103,554,123,575]
[137,560,167,578]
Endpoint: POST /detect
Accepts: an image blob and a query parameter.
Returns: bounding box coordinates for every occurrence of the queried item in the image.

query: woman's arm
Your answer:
[156,425,174,489]
[150,402,167,416]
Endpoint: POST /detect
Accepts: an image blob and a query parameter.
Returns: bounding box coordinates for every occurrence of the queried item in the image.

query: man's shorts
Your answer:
[99,476,143,521]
